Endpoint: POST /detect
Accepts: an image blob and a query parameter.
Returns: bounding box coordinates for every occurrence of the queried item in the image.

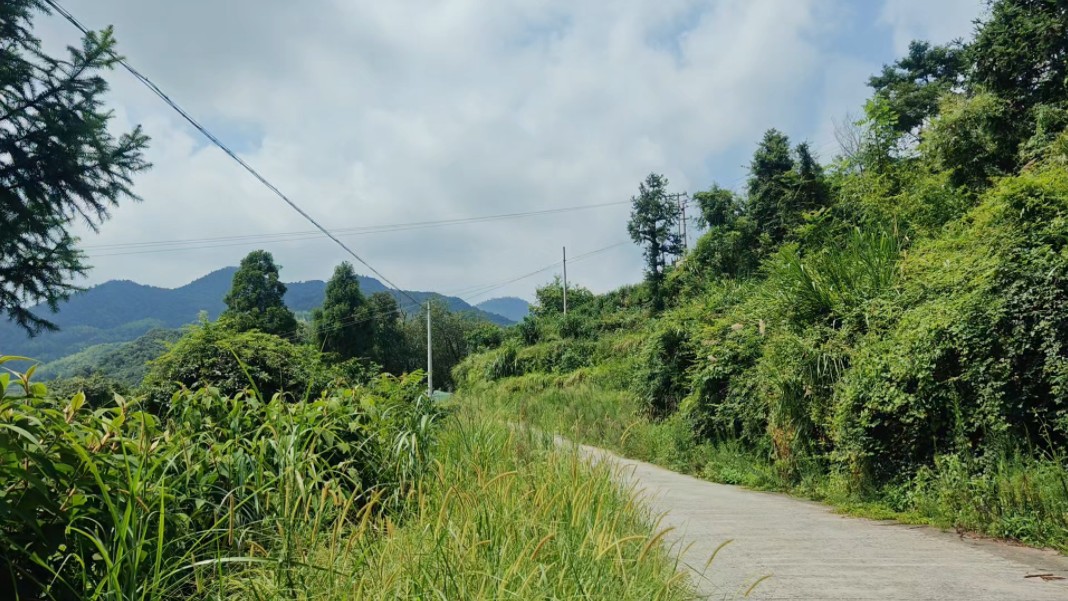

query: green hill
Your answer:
[2,267,513,364]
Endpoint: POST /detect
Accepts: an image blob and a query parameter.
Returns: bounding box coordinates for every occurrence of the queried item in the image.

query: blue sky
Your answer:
[38,0,983,302]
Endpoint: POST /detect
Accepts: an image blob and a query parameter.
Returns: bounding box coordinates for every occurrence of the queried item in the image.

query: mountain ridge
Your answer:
[1,267,513,363]
[475,297,530,322]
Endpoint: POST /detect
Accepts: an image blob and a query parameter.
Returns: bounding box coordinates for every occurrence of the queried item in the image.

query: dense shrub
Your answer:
[139,322,337,406]
[834,168,1068,484]
[632,324,694,419]
[45,373,129,407]
[0,357,436,600]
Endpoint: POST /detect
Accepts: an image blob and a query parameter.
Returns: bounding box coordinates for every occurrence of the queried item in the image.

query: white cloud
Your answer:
[27,0,965,302]
[880,0,984,52]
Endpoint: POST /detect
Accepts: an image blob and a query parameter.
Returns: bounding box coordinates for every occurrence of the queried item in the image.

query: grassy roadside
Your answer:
[466,374,1068,554]
[2,360,699,600]
[225,401,700,600]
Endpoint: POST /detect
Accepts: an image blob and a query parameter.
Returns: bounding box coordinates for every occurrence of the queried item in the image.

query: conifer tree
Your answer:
[627,173,681,312]
[312,261,372,359]
[221,250,297,336]
[0,1,150,334]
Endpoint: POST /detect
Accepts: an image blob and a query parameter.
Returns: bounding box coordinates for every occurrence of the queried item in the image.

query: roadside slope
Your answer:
[577,442,1068,600]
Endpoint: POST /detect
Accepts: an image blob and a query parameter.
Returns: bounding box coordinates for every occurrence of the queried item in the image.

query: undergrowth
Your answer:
[0,356,700,599]
[466,372,1068,553]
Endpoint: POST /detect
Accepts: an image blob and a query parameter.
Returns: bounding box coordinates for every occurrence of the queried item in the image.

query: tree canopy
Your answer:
[627,173,681,311]
[312,261,372,360]
[221,250,297,337]
[0,1,150,335]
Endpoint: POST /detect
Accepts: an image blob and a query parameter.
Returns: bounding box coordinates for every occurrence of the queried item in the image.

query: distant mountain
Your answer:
[35,328,185,385]
[476,297,530,322]
[1,267,513,364]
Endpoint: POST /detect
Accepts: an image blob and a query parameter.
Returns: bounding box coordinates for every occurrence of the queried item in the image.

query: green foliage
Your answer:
[868,40,965,136]
[139,321,336,405]
[923,93,1015,188]
[44,373,129,407]
[747,129,796,243]
[221,250,298,337]
[366,291,411,374]
[36,328,182,385]
[515,315,541,345]
[682,316,766,446]
[312,261,373,360]
[681,186,761,283]
[0,3,150,335]
[0,356,440,600]
[971,0,1068,121]
[531,275,595,317]
[833,168,1068,484]
[464,320,504,353]
[632,324,694,419]
[627,173,681,311]
[768,227,903,328]
[745,131,831,249]
[684,215,760,282]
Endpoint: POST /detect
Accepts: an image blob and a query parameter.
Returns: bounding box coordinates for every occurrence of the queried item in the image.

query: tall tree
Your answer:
[746,129,796,243]
[221,250,297,336]
[367,291,408,374]
[0,1,150,335]
[691,184,759,279]
[312,261,372,360]
[971,0,1068,119]
[868,40,966,136]
[627,173,681,312]
[794,143,830,213]
[693,184,738,229]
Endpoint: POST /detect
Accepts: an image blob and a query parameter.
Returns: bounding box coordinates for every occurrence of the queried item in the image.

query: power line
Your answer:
[281,240,631,342]
[457,241,628,304]
[83,200,630,257]
[43,0,421,308]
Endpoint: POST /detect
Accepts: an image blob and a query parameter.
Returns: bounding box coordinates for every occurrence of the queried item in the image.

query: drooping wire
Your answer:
[83,200,631,256]
[42,0,421,307]
[280,240,630,343]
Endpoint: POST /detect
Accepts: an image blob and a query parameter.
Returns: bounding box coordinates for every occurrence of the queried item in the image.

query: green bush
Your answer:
[632,324,694,419]
[139,322,338,406]
[834,168,1068,485]
[0,356,437,600]
[514,316,541,345]
[45,373,129,407]
[768,226,903,329]
[682,317,765,445]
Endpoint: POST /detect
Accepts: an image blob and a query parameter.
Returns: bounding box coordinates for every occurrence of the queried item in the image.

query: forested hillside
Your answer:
[457,0,1068,551]
[2,266,513,364]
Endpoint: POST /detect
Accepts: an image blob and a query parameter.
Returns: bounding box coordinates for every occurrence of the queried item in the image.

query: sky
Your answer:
[35,0,983,304]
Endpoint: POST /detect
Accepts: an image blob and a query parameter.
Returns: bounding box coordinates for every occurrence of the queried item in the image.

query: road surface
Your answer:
[574,441,1068,600]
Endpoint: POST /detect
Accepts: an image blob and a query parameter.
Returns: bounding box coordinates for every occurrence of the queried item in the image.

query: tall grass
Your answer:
[2,357,699,598]
[0,359,440,599]
[220,405,699,600]
[770,226,903,326]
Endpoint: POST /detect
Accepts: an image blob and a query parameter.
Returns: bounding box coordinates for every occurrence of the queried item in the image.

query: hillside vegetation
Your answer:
[1,266,513,365]
[2,359,697,599]
[457,0,1068,551]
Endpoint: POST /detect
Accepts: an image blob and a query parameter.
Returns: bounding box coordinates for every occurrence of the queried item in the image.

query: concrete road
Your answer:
[575,442,1068,600]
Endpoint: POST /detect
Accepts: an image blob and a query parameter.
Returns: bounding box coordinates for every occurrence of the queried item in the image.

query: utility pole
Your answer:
[426,302,433,397]
[562,246,568,316]
[679,192,689,250]
[666,192,690,262]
